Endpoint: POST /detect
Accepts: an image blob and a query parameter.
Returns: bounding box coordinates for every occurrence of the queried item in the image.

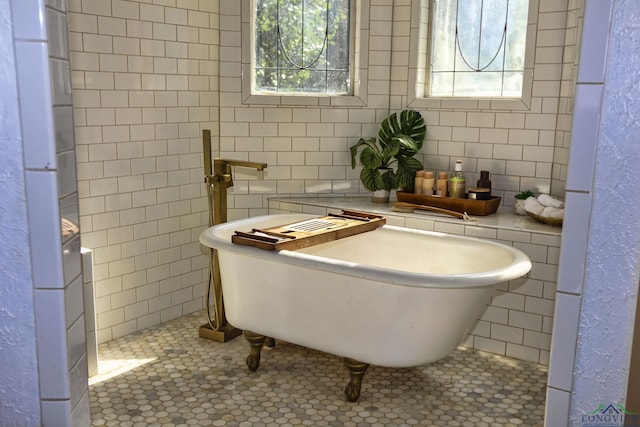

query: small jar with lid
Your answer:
[468,187,491,200]
[421,171,434,196]
[435,172,448,197]
[414,170,425,194]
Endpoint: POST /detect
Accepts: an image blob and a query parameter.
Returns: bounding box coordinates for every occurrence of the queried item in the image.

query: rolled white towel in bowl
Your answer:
[541,206,564,219]
[524,196,545,215]
[537,194,564,209]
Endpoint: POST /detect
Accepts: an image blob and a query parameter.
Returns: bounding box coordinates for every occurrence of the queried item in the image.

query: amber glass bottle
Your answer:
[477,170,491,192]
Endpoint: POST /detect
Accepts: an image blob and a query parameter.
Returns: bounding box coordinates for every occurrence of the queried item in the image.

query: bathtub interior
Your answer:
[202,214,532,287]
[294,226,517,276]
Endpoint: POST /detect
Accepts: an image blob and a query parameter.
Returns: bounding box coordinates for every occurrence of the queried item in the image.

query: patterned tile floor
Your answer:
[89,311,548,426]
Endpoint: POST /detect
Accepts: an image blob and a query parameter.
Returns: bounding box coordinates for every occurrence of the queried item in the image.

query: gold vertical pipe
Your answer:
[203,129,212,179]
[212,251,225,326]
[211,152,228,331]
[203,129,215,229]
[213,160,227,226]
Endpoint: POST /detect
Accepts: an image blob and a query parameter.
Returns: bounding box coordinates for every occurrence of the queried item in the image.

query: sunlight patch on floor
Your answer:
[88,357,156,386]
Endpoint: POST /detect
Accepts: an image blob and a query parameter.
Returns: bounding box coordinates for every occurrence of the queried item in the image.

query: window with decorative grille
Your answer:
[429,0,529,97]
[253,0,353,95]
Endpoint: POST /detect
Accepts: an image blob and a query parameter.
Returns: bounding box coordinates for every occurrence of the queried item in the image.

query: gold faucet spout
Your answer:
[214,158,268,171]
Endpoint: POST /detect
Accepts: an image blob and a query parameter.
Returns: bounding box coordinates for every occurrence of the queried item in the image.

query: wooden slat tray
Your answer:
[231,210,386,251]
[397,191,501,216]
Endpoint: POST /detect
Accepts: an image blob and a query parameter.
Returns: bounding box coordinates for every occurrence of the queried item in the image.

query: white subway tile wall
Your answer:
[70,0,217,344]
[70,0,578,352]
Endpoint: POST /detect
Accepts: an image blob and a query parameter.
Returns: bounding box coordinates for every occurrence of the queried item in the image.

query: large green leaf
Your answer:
[350,137,375,168]
[380,113,401,140]
[380,139,400,161]
[379,110,426,151]
[359,167,397,191]
[359,146,383,169]
[380,169,397,191]
[360,167,384,191]
[396,156,424,190]
[393,135,420,155]
[399,110,426,145]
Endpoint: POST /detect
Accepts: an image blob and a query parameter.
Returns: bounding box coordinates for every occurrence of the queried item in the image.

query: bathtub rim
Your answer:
[200,214,532,289]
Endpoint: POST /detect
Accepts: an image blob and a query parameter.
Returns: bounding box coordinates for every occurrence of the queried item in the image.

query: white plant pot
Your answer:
[371,189,390,203]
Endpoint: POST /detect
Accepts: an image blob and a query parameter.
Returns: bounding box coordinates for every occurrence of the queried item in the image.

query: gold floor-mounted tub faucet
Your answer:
[199,129,267,342]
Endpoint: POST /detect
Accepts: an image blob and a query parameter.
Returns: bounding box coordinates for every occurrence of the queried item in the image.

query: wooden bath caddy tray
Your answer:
[396,191,501,216]
[231,210,386,251]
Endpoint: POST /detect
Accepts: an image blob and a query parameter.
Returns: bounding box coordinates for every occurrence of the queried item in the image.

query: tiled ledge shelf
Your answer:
[269,196,562,366]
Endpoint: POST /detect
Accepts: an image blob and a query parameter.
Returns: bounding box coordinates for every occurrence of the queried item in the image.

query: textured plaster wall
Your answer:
[572,0,640,417]
[0,0,42,424]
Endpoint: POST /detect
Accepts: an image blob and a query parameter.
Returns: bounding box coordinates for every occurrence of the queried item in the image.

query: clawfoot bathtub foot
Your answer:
[343,358,370,402]
[264,337,276,348]
[244,330,266,371]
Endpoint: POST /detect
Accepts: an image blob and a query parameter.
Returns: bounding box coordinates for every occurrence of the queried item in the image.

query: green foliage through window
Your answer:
[254,0,352,95]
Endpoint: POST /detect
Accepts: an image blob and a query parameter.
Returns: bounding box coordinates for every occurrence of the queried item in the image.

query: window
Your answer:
[252,0,353,95]
[429,0,529,97]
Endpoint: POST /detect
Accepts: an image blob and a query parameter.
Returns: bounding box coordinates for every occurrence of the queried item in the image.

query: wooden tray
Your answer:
[231,210,386,251]
[396,191,501,216]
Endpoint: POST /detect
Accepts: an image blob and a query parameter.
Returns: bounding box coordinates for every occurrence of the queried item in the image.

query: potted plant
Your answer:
[350,110,426,202]
[514,190,535,215]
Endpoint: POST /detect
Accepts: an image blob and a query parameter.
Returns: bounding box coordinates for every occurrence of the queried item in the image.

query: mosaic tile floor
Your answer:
[89,311,548,426]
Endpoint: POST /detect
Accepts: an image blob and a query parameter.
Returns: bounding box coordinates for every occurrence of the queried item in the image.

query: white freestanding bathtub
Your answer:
[199,213,532,401]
